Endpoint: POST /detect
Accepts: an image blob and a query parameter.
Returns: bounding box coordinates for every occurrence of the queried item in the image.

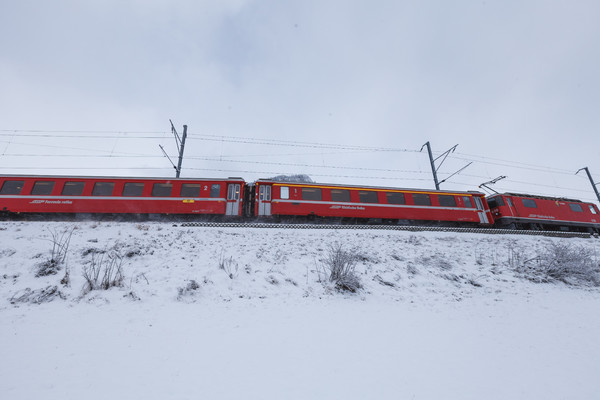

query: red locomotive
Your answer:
[2,174,599,234]
[486,193,600,232]
[0,175,245,217]
[251,179,493,225]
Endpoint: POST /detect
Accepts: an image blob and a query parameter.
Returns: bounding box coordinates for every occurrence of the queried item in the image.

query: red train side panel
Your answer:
[487,193,600,232]
[253,180,493,225]
[0,175,245,216]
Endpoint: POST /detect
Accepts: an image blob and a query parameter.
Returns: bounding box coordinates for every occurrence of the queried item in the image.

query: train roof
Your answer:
[254,179,485,196]
[492,192,584,203]
[0,174,245,182]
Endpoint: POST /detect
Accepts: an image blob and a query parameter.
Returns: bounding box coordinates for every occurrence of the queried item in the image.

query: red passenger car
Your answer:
[486,193,600,232]
[0,175,245,217]
[252,179,493,225]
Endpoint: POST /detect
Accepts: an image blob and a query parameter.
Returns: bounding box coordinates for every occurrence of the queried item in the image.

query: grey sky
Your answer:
[1,1,599,203]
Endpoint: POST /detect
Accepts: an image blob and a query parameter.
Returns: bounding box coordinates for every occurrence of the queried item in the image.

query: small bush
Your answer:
[321,243,362,293]
[82,251,125,294]
[218,252,239,279]
[36,228,73,277]
[516,242,600,286]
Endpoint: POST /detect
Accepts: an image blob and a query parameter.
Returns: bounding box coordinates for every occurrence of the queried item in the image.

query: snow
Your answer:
[1,221,600,399]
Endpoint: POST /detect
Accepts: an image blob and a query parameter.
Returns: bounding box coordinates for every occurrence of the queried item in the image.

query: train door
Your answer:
[474,197,490,224]
[258,184,271,216]
[226,183,241,216]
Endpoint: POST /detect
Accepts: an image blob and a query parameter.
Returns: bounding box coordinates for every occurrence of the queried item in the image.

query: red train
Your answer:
[487,193,600,232]
[251,179,492,226]
[0,175,245,217]
[1,174,599,233]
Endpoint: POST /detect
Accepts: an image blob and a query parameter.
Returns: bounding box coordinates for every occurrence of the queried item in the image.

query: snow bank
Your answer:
[1,221,599,399]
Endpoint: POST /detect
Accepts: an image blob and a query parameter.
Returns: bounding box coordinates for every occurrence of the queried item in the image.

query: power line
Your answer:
[0,131,419,153]
[449,153,576,175]
[0,130,166,136]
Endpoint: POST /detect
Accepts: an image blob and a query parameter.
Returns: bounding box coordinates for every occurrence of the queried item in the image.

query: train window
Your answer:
[438,195,457,207]
[506,197,513,207]
[359,191,378,203]
[62,182,85,196]
[331,189,350,202]
[152,183,173,197]
[486,196,504,208]
[122,182,144,197]
[180,184,201,197]
[386,192,405,205]
[0,180,25,195]
[280,186,289,200]
[462,196,473,208]
[302,187,322,201]
[228,184,241,200]
[590,205,597,214]
[569,203,583,212]
[522,198,537,208]
[31,181,55,195]
[92,182,115,196]
[210,184,221,198]
[412,193,431,206]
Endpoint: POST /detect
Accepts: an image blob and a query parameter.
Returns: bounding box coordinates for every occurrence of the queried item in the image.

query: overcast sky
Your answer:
[1,1,599,203]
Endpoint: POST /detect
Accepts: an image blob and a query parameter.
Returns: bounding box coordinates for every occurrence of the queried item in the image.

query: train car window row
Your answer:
[0,180,25,195]
[289,188,478,208]
[4,181,225,198]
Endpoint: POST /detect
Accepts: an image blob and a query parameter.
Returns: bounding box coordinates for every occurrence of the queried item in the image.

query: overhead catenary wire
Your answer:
[1,129,598,204]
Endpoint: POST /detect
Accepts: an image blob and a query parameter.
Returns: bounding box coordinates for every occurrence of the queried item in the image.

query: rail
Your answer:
[178,222,595,239]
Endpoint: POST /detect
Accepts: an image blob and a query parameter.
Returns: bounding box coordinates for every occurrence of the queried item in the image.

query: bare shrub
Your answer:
[516,242,600,286]
[218,252,239,279]
[36,228,73,277]
[10,286,65,304]
[60,264,70,287]
[82,251,125,294]
[320,243,362,293]
[505,241,527,270]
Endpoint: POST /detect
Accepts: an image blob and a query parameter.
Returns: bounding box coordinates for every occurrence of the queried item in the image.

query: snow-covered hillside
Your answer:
[1,221,599,399]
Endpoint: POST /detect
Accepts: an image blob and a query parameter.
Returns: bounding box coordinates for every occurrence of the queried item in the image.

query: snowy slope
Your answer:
[1,221,599,400]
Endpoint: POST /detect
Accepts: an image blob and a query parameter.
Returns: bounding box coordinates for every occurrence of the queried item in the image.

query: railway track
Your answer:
[178,222,596,239]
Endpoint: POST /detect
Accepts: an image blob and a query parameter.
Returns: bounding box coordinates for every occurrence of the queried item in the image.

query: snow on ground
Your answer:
[1,221,600,399]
